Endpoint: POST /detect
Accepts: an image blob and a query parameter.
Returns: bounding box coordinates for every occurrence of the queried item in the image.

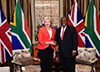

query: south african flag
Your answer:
[10,0,32,53]
[85,0,100,57]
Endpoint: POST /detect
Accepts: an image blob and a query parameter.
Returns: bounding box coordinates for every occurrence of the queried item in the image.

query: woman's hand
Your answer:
[51,41,56,45]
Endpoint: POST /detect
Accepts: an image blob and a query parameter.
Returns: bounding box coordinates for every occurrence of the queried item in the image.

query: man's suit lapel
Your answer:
[59,25,69,40]
[63,25,69,39]
[58,27,61,40]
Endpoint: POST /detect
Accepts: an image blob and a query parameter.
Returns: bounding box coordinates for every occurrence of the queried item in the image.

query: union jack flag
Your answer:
[68,0,85,47]
[0,7,12,64]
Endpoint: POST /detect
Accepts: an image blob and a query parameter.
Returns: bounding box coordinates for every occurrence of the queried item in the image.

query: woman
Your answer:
[38,17,56,72]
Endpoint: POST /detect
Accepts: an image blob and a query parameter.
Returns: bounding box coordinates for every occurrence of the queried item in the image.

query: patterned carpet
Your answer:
[52,68,100,72]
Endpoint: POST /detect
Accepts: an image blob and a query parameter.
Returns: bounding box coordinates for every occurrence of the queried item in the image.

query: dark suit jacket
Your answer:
[55,25,78,58]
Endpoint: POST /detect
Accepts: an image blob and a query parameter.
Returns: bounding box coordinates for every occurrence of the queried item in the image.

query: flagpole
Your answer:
[16,0,18,3]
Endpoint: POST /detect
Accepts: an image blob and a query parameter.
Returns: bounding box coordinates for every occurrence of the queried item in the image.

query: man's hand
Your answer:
[72,51,76,57]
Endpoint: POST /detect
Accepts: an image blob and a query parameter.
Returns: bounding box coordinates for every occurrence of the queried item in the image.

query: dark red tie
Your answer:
[61,27,65,40]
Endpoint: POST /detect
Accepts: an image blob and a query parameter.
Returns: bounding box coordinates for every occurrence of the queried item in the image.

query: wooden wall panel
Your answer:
[95,0,99,15]
[77,0,80,10]
[1,0,7,18]
[69,0,72,11]
[31,0,35,44]
[65,0,67,16]
[60,0,63,18]
[84,0,87,16]
[28,0,32,40]
[63,0,66,16]
[11,0,16,16]
[81,0,84,17]
[64,0,100,18]
[23,0,28,23]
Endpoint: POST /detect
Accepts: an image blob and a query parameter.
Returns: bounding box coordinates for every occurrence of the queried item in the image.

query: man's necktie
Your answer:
[61,27,65,40]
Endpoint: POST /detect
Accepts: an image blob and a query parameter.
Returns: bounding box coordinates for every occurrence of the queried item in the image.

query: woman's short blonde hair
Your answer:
[44,17,52,24]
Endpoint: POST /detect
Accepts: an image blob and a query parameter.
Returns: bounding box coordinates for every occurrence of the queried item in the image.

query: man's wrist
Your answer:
[54,48,56,51]
[73,50,76,52]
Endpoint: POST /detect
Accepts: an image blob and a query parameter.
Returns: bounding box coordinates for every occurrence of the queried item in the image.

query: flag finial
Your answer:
[16,0,18,3]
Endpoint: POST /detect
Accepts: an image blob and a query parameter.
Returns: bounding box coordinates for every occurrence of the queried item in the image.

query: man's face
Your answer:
[61,17,67,27]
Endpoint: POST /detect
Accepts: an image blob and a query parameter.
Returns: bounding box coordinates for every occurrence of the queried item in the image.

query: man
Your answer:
[55,17,78,72]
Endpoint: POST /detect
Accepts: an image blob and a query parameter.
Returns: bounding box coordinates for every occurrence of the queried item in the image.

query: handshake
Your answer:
[50,41,56,45]
[45,41,56,46]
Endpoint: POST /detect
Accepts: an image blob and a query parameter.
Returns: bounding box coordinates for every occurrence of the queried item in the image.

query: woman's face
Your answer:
[44,19,51,28]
